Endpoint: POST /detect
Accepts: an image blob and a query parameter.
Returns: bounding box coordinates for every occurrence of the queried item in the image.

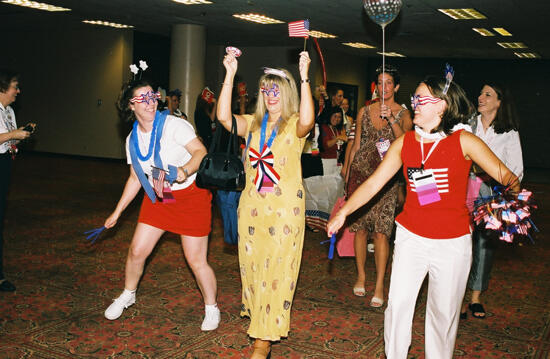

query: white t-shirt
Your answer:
[125,115,198,190]
[0,103,17,154]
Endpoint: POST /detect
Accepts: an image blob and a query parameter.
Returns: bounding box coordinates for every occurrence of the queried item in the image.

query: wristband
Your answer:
[301,79,310,83]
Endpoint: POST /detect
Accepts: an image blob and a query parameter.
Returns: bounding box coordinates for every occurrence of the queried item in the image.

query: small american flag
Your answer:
[153,168,165,199]
[288,19,309,38]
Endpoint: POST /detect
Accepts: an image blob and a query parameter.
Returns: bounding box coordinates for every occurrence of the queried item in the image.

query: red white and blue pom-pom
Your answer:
[472,186,538,243]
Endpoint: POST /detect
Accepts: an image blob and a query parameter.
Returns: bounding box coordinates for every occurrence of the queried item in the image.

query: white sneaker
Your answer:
[201,305,220,331]
[367,243,375,253]
[104,291,136,320]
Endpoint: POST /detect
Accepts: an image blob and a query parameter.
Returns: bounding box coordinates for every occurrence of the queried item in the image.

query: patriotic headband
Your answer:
[442,63,454,95]
[263,67,289,80]
[129,60,149,80]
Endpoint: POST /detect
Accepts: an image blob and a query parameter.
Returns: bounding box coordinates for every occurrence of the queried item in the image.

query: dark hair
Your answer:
[481,83,519,133]
[376,64,400,85]
[329,107,344,130]
[117,79,153,122]
[329,87,343,98]
[167,88,182,99]
[195,92,214,113]
[0,69,19,92]
[422,75,475,135]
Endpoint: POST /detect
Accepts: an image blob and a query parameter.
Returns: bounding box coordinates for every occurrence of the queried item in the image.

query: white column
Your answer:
[170,24,205,127]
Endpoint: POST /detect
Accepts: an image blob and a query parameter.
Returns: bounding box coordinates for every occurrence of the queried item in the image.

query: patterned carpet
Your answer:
[1,153,548,358]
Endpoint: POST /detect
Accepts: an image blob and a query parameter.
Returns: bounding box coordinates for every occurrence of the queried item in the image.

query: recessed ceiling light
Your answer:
[472,28,495,36]
[343,42,375,49]
[232,13,283,24]
[82,20,134,29]
[514,52,540,59]
[497,42,527,49]
[172,0,213,4]
[1,0,70,11]
[493,27,512,36]
[438,8,486,20]
[309,30,337,39]
[377,52,406,57]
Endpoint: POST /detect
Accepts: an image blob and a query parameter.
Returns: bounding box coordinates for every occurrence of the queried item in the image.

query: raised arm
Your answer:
[296,51,315,138]
[460,131,520,192]
[217,52,248,137]
[327,135,404,235]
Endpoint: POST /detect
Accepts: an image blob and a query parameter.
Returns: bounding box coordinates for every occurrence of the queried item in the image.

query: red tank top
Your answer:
[395,130,472,238]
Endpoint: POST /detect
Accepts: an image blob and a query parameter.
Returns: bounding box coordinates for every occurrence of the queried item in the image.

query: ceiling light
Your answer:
[472,28,494,36]
[309,30,337,39]
[82,20,134,29]
[493,27,512,36]
[377,52,406,57]
[1,0,70,11]
[232,13,283,24]
[438,8,486,20]
[514,52,540,59]
[497,42,527,49]
[172,0,213,4]
[343,42,375,49]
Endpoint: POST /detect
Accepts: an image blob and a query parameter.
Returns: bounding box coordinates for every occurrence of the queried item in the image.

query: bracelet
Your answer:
[183,168,189,180]
[301,79,310,83]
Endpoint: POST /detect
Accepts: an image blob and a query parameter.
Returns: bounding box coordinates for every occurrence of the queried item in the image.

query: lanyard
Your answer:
[420,136,440,170]
[259,112,281,150]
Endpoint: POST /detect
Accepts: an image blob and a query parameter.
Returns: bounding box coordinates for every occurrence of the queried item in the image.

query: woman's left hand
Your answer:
[299,51,311,80]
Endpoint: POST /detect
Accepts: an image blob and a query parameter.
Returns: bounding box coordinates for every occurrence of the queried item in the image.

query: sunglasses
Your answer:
[260,84,280,97]
[410,94,442,110]
[130,91,161,104]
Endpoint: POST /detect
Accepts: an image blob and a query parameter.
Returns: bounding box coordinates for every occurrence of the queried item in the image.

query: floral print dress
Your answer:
[238,113,306,340]
[347,106,405,237]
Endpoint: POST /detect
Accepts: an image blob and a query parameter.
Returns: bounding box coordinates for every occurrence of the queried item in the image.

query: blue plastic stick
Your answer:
[328,233,336,259]
[84,226,106,244]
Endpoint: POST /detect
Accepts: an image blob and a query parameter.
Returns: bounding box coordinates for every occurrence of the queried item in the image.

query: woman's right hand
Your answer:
[12,128,31,140]
[327,211,346,236]
[104,212,120,229]
[223,52,238,78]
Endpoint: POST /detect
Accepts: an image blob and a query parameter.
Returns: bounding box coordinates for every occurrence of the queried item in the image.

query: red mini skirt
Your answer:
[138,182,212,237]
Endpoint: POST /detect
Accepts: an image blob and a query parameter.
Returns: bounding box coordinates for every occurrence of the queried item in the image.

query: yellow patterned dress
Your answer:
[238,113,306,340]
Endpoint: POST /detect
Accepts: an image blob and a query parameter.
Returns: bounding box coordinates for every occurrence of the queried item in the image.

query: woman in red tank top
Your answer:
[327,75,520,359]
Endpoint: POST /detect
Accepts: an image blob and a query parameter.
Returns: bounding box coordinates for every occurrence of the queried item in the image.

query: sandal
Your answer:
[370,296,384,308]
[353,286,366,297]
[468,303,486,319]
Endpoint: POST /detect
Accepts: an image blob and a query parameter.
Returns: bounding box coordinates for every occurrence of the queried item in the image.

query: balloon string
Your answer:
[382,25,386,110]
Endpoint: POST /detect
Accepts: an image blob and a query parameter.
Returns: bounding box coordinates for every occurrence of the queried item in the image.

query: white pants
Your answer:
[384,225,472,359]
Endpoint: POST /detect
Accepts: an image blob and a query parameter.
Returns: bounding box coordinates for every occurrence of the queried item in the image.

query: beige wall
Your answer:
[2,27,133,159]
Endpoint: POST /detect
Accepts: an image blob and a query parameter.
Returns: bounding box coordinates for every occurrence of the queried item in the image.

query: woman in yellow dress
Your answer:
[217,51,314,358]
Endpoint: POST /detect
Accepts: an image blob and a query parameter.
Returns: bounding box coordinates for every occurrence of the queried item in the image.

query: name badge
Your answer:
[412,169,441,206]
[375,138,391,160]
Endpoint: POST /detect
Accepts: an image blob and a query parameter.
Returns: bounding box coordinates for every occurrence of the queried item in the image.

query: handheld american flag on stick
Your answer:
[288,20,309,38]
[288,19,310,51]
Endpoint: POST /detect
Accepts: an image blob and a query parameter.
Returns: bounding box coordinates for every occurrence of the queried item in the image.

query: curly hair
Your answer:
[422,75,475,135]
[117,79,153,122]
[376,64,400,85]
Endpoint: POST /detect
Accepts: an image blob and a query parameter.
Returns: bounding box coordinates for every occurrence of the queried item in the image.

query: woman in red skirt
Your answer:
[102,78,219,331]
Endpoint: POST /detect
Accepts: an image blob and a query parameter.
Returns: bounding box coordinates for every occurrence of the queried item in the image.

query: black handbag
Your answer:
[196,115,246,191]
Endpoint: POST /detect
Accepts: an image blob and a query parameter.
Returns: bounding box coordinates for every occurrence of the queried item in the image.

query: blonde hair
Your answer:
[251,68,299,134]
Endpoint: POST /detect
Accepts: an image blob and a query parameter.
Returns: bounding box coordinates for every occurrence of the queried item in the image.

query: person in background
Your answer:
[317,86,344,125]
[166,89,187,119]
[194,89,217,150]
[0,69,35,292]
[103,79,219,331]
[460,83,523,319]
[328,75,519,359]
[217,51,314,359]
[345,65,412,306]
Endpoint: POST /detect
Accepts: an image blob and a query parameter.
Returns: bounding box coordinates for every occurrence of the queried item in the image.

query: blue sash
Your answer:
[129,110,168,203]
